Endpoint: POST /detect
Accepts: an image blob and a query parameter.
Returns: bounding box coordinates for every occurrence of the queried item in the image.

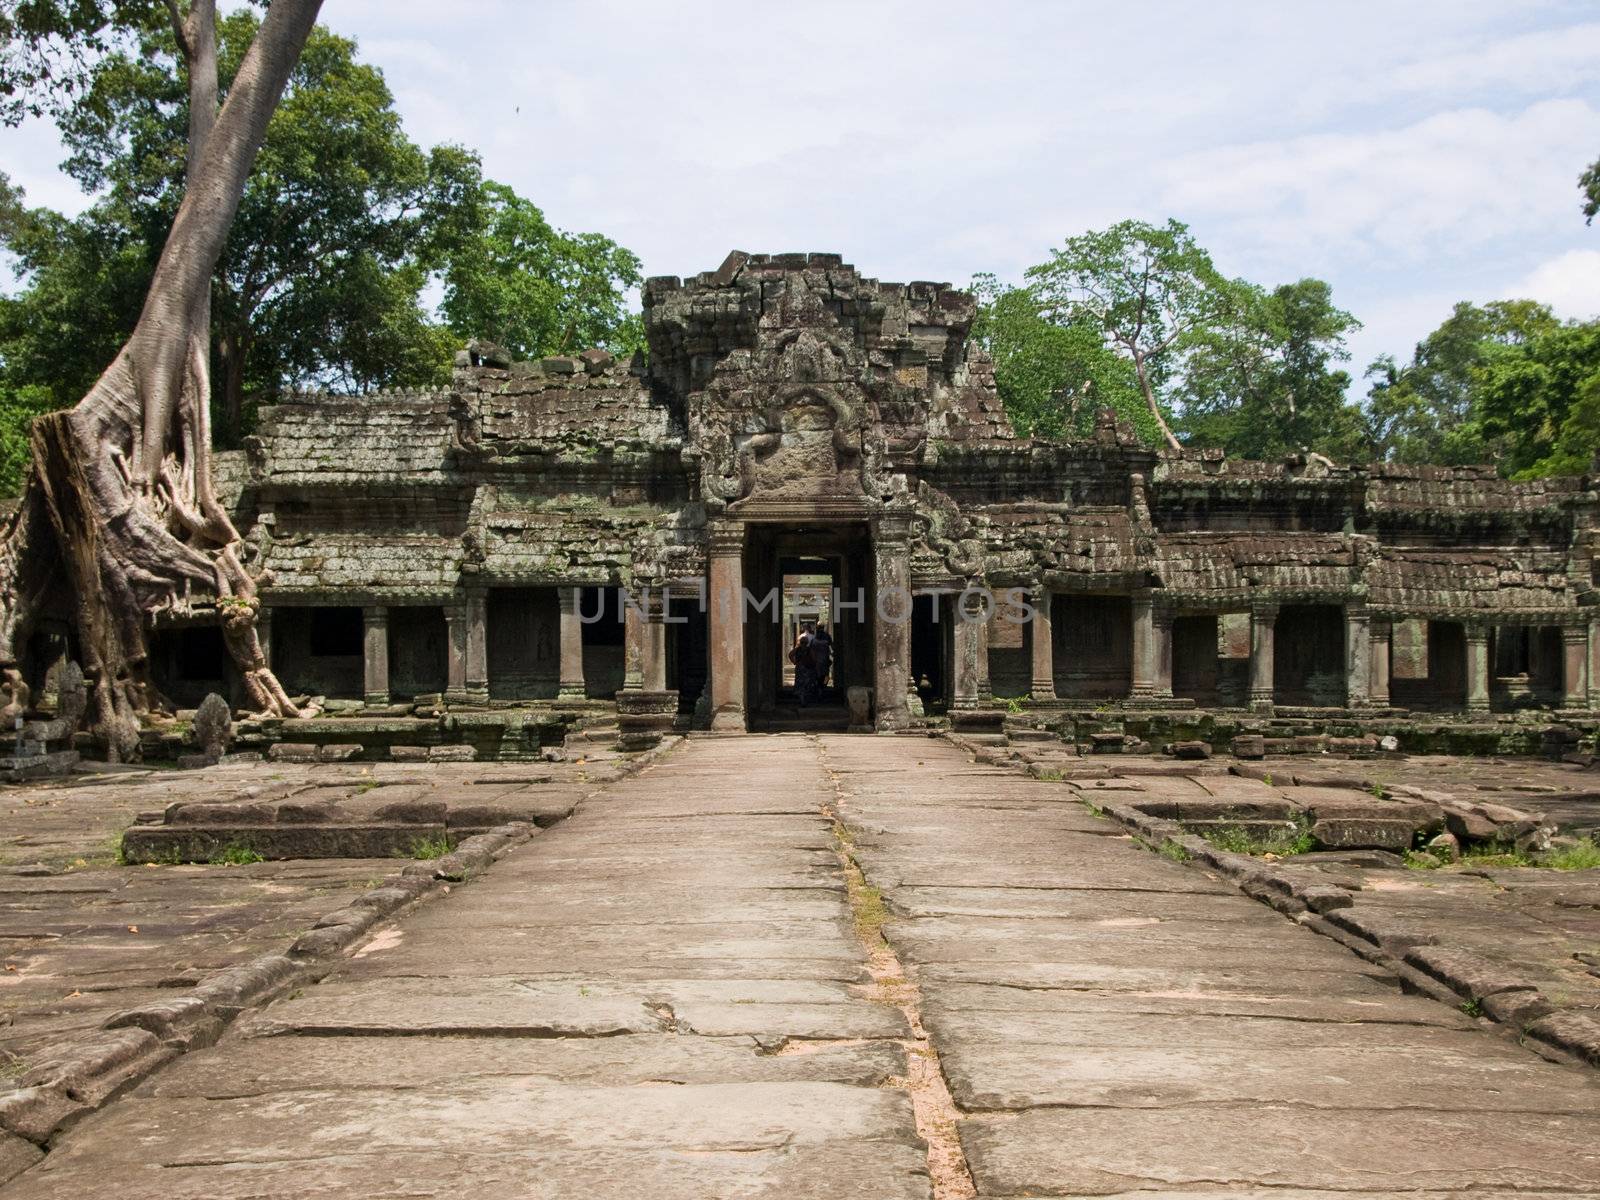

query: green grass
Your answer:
[1156,840,1191,863]
[1199,814,1316,858]
[404,835,455,861]
[209,843,265,866]
[1540,838,1600,871]
[1458,844,1535,869]
[1460,998,1483,1018]
[1403,849,1445,870]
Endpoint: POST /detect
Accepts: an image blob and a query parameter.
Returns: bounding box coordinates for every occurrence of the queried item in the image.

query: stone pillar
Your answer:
[976,612,993,704]
[1369,618,1392,708]
[707,522,746,731]
[872,517,913,732]
[1249,603,1277,711]
[362,606,389,706]
[556,586,586,701]
[643,591,669,694]
[1465,622,1491,713]
[1130,592,1156,699]
[444,601,468,703]
[1029,587,1056,701]
[1344,605,1372,708]
[465,590,488,702]
[1153,610,1174,700]
[952,603,981,710]
[1562,624,1589,709]
[621,596,645,692]
[1590,617,1600,712]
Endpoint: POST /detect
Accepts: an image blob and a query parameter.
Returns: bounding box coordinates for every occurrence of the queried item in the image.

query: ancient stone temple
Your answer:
[142,252,1597,746]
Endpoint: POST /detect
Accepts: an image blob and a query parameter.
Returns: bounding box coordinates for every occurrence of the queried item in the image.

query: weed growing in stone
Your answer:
[1460,998,1483,1018]
[209,844,265,866]
[405,835,455,861]
[1541,838,1600,870]
[1403,849,1445,870]
[1157,840,1191,863]
[1201,814,1315,858]
[1457,844,1534,869]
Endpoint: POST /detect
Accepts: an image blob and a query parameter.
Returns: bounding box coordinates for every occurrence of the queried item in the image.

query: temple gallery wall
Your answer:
[80,251,1598,744]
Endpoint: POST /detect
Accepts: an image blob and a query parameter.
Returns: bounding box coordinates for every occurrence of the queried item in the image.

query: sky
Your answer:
[3,0,1599,379]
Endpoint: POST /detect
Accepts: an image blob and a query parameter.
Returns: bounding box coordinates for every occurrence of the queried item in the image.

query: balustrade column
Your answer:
[1369,618,1392,708]
[1130,593,1156,699]
[707,522,747,730]
[1562,624,1589,709]
[1465,622,1491,713]
[1249,603,1278,711]
[1345,605,1372,708]
[556,587,587,701]
[362,606,389,706]
[872,517,913,732]
[1029,587,1056,701]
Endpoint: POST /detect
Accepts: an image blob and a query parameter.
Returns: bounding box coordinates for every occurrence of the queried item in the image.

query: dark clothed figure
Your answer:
[791,631,820,706]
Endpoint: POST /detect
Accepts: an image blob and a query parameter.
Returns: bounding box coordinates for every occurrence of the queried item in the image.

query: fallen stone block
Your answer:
[288,924,367,960]
[0,1085,82,1146]
[1167,740,1212,760]
[19,1027,174,1111]
[0,1131,41,1185]
[191,954,303,1016]
[103,995,221,1050]
[266,741,320,763]
[1324,908,1436,954]
[1230,734,1265,759]
[1525,1009,1600,1068]
[318,743,364,762]
[428,745,477,762]
[1402,945,1539,1002]
[389,745,431,762]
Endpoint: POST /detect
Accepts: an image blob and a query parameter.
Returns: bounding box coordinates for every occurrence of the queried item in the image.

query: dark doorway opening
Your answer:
[743,523,873,731]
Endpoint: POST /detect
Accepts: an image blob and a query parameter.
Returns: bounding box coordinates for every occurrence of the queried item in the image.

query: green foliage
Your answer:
[1026,218,1233,447]
[1156,840,1191,863]
[994,221,1363,460]
[0,0,162,125]
[404,835,454,861]
[1364,300,1563,467]
[1201,814,1315,857]
[0,381,51,495]
[1541,838,1600,871]
[439,180,643,361]
[970,273,1147,441]
[1179,278,1369,462]
[0,12,646,485]
[209,843,265,866]
[1582,154,1599,224]
[1475,320,1600,478]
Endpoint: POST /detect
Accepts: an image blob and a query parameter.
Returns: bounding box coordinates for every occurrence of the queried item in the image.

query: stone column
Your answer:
[1590,617,1600,712]
[1562,624,1589,709]
[1029,587,1056,701]
[362,606,389,706]
[465,590,488,702]
[707,522,746,731]
[1249,603,1277,711]
[1153,610,1174,700]
[1344,605,1372,708]
[1465,622,1491,713]
[872,516,913,732]
[1369,617,1392,708]
[1130,592,1156,700]
[556,586,586,701]
[952,601,981,711]
[621,596,645,693]
[976,612,993,704]
[444,601,468,703]
[643,590,669,693]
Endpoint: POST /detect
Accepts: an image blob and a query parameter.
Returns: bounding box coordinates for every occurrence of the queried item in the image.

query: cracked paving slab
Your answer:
[0,737,932,1199]
[819,734,1600,1199]
[8,734,1600,1198]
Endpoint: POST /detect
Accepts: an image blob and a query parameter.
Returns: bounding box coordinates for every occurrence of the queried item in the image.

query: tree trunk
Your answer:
[1133,353,1182,452]
[0,0,323,757]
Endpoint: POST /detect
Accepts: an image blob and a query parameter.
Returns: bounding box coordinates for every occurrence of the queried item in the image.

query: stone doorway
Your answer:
[743,523,874,731]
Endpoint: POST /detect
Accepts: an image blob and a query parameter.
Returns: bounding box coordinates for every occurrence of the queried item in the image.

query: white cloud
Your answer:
[1158,99,1600,271]
[1503,249,1600,319]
